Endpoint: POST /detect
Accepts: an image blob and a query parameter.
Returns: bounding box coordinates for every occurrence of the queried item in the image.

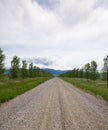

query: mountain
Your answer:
[42,68,69,76]
[5,69,10,74]
[5,68,68,76]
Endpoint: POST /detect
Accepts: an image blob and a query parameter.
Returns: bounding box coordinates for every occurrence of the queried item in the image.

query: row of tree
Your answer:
[60,55,108,84]
[0,48,52,79]
[60,61,98,80]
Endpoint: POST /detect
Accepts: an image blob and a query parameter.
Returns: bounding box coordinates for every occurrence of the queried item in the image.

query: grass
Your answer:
[62,78,108,101]
[0,77,50,103]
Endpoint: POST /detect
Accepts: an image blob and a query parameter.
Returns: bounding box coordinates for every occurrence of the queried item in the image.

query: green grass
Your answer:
[0,77,50,103]
[62,78,108,101]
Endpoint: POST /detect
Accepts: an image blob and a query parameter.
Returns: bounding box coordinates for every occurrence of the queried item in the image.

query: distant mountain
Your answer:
[5,69,10,74]
[5,68,68,76]
[42,68,69,76]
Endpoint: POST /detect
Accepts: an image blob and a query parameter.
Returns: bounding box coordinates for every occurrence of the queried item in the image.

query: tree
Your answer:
[0,48,5,77]
[76,68,79,78]
[90,60,97,80]
[29,63,34,78]
[33,66,37,77]
[36,67,40,77]
[103,55,108,85]
[21,60,28,78]
[10,56,20,78]
[72,68,76,78]
[79,68,84,79]
[84,63,90,80]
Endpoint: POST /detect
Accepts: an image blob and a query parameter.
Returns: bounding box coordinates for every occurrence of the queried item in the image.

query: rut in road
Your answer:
[0,78,108,130]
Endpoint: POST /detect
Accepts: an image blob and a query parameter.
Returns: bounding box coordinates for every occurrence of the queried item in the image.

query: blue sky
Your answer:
[0,0,108,70]
[35,0,58,9]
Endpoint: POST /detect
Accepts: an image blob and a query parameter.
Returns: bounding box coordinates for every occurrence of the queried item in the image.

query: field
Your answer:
[0,77,50,103]
[62,78,108,101]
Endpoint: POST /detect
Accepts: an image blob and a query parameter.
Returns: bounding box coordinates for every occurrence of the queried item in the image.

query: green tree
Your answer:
[0,48,5,77]
[101,67,106,81]
[79,68,84,79]
[29,63,34,78]
[36,67,40,77]
[84,63,90,81]
[90,60,97,80]
[72,68,76,78]
[21,60,28,78]
[104,55,108,85]
[33,66,37,77]
[10,56,20,78]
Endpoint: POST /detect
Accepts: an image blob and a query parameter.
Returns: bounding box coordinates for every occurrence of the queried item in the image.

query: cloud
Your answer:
[95,0,108,8]
[0,0,61,46]
[56,0,97,26]
[0,0,108,70]
[26,57,54,66]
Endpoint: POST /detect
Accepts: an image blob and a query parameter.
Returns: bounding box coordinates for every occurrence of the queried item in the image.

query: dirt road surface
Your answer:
[0,78,108,130]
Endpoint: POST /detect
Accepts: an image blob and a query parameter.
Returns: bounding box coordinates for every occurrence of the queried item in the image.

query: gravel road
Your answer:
[0,78,108,130]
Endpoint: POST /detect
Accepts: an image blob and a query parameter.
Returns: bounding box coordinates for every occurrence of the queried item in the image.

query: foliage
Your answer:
[103,55,108,85]
[60,61,99,81]
[0,48,5,77]
[84,63,90,80]
[10,56,20,78]
[33,66,37,77]
[29,63,34,78]
[90,61,98,80]
[36,67,40,77]
[21,60,28,78]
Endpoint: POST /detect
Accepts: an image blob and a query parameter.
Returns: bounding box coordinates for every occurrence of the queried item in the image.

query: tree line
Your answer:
[0,48,52,79]
[60,55,108,84]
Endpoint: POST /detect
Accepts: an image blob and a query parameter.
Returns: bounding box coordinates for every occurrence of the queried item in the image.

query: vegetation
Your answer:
[62,78,108,101]
[60,60,99,81]
[0,48,52,103]
[0,48,52,80]
[84,63,90,81]
[21,60,28,79]
[0,48,108,103]
[10,56,20,78]
[33,66,37,77]
[0,78,50,103]
[29,62,34,78]
[103,55,108,85]
[60,56,108,101]
[0,48,5,77]
[90,61,97,80]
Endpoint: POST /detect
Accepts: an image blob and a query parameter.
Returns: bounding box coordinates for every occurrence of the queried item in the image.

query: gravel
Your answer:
[0,77,108,130]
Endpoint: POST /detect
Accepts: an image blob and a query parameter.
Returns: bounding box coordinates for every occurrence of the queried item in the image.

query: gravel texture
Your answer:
[0,77,108,130]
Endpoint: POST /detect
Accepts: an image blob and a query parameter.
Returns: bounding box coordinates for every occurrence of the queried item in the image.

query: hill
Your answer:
[43,68,69,76]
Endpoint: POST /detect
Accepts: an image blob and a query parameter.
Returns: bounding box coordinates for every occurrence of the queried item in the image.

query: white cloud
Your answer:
[0,0,61,46]
[56,0,97,25]
[0,0,108,70]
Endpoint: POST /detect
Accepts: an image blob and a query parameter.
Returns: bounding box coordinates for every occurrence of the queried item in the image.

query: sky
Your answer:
[0,0,108,70]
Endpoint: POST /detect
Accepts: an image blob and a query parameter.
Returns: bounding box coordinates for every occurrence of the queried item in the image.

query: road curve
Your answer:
[0,78,108,130]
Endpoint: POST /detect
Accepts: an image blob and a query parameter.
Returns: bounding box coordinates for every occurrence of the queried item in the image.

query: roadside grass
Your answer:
[62,78,108,101]
[0,77,50,103]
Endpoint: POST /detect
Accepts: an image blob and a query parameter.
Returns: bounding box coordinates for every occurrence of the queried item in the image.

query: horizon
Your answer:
[0,0,108,70]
